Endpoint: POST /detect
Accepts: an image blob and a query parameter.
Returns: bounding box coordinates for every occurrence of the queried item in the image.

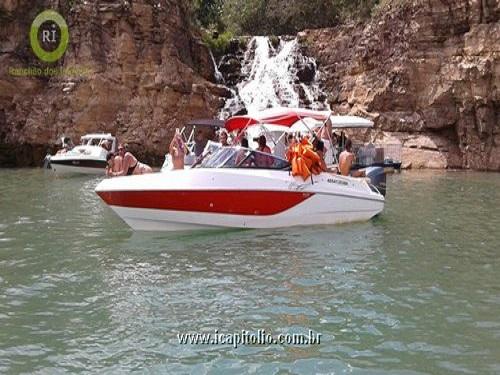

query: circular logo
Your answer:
[30,10,69,63]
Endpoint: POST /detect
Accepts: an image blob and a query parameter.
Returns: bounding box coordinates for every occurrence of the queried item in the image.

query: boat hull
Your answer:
[46,142,109,176]
[49,159,106,175]
[95,169,384,231]
[106,194,383,231]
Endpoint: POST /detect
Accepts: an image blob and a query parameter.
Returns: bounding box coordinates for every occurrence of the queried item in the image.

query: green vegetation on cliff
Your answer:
[201,30,235,57]
[191,0,380,35]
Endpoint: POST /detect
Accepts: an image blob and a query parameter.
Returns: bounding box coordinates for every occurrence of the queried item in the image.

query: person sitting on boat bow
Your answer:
[109,144,153,176]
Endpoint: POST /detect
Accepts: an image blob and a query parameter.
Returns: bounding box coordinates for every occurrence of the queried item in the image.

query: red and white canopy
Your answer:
[225,108,331,132]
[224,107,373,132]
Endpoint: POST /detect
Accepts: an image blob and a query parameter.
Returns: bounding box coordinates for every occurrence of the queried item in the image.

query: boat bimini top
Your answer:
[224,107,374,160]
[224,107,374,132]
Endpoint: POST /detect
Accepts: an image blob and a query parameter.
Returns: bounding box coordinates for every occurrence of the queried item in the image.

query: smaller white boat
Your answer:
[45,133,117,175]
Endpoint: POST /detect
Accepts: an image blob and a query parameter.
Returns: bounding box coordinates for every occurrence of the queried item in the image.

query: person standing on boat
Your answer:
[109,144,153,176]
[339,139,364,177]
[339,131,347,150]
[316,118,334,165]
[314,140,338,174]
[286,133,297,147]
[256,135,271,154]
[255,135,273,168]
[331,133,339,161]
[169,130,187,170]
[193,130,207,157]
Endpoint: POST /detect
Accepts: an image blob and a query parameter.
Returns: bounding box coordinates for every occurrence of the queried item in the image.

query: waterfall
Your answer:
[209,49,224,84]
[220,36,329,118]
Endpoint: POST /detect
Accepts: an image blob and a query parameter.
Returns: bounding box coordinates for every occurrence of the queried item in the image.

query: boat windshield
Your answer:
[81,138,102,146]
[80,136,114,147]
[198,147,290,170]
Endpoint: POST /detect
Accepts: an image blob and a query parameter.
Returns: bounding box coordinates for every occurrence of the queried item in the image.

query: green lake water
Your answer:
[0,169,499,374]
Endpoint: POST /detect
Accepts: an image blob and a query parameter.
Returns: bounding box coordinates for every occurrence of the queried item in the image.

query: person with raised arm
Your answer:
[169,130,187,170]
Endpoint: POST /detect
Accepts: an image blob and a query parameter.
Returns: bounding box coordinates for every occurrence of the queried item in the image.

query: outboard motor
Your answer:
[364,166,386,196]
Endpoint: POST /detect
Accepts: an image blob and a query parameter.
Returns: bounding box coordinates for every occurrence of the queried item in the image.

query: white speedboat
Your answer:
[46,133,117,175]
[95,150,385,231]
[96,108,387,231]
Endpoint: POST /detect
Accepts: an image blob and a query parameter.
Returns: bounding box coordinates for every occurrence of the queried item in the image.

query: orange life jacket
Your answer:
[287,140,323,181]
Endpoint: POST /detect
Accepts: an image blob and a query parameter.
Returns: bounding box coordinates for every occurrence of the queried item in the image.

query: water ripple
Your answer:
[0,169,499,373]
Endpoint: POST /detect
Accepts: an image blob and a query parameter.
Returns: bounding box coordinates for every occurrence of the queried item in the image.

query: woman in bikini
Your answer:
[109,144,153,176]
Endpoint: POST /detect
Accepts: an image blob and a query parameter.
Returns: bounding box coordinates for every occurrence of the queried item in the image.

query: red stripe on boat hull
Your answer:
[97,190,313,216]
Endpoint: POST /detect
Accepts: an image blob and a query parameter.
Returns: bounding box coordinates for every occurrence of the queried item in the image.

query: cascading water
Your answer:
[220,36,329,118]
[209,49,225,84]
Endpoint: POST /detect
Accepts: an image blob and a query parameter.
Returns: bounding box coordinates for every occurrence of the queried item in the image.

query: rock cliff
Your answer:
[0,0,226,166]
[1,0,499,170]
[301,0,499,170]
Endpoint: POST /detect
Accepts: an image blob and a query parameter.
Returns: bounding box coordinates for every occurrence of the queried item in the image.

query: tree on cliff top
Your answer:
[192,0,380,35]
[191,0,225,31]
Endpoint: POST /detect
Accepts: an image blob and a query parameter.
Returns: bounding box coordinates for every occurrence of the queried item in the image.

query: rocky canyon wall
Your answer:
[1,0,498,170]
[0,0,227,166]
[301,0,499,170]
